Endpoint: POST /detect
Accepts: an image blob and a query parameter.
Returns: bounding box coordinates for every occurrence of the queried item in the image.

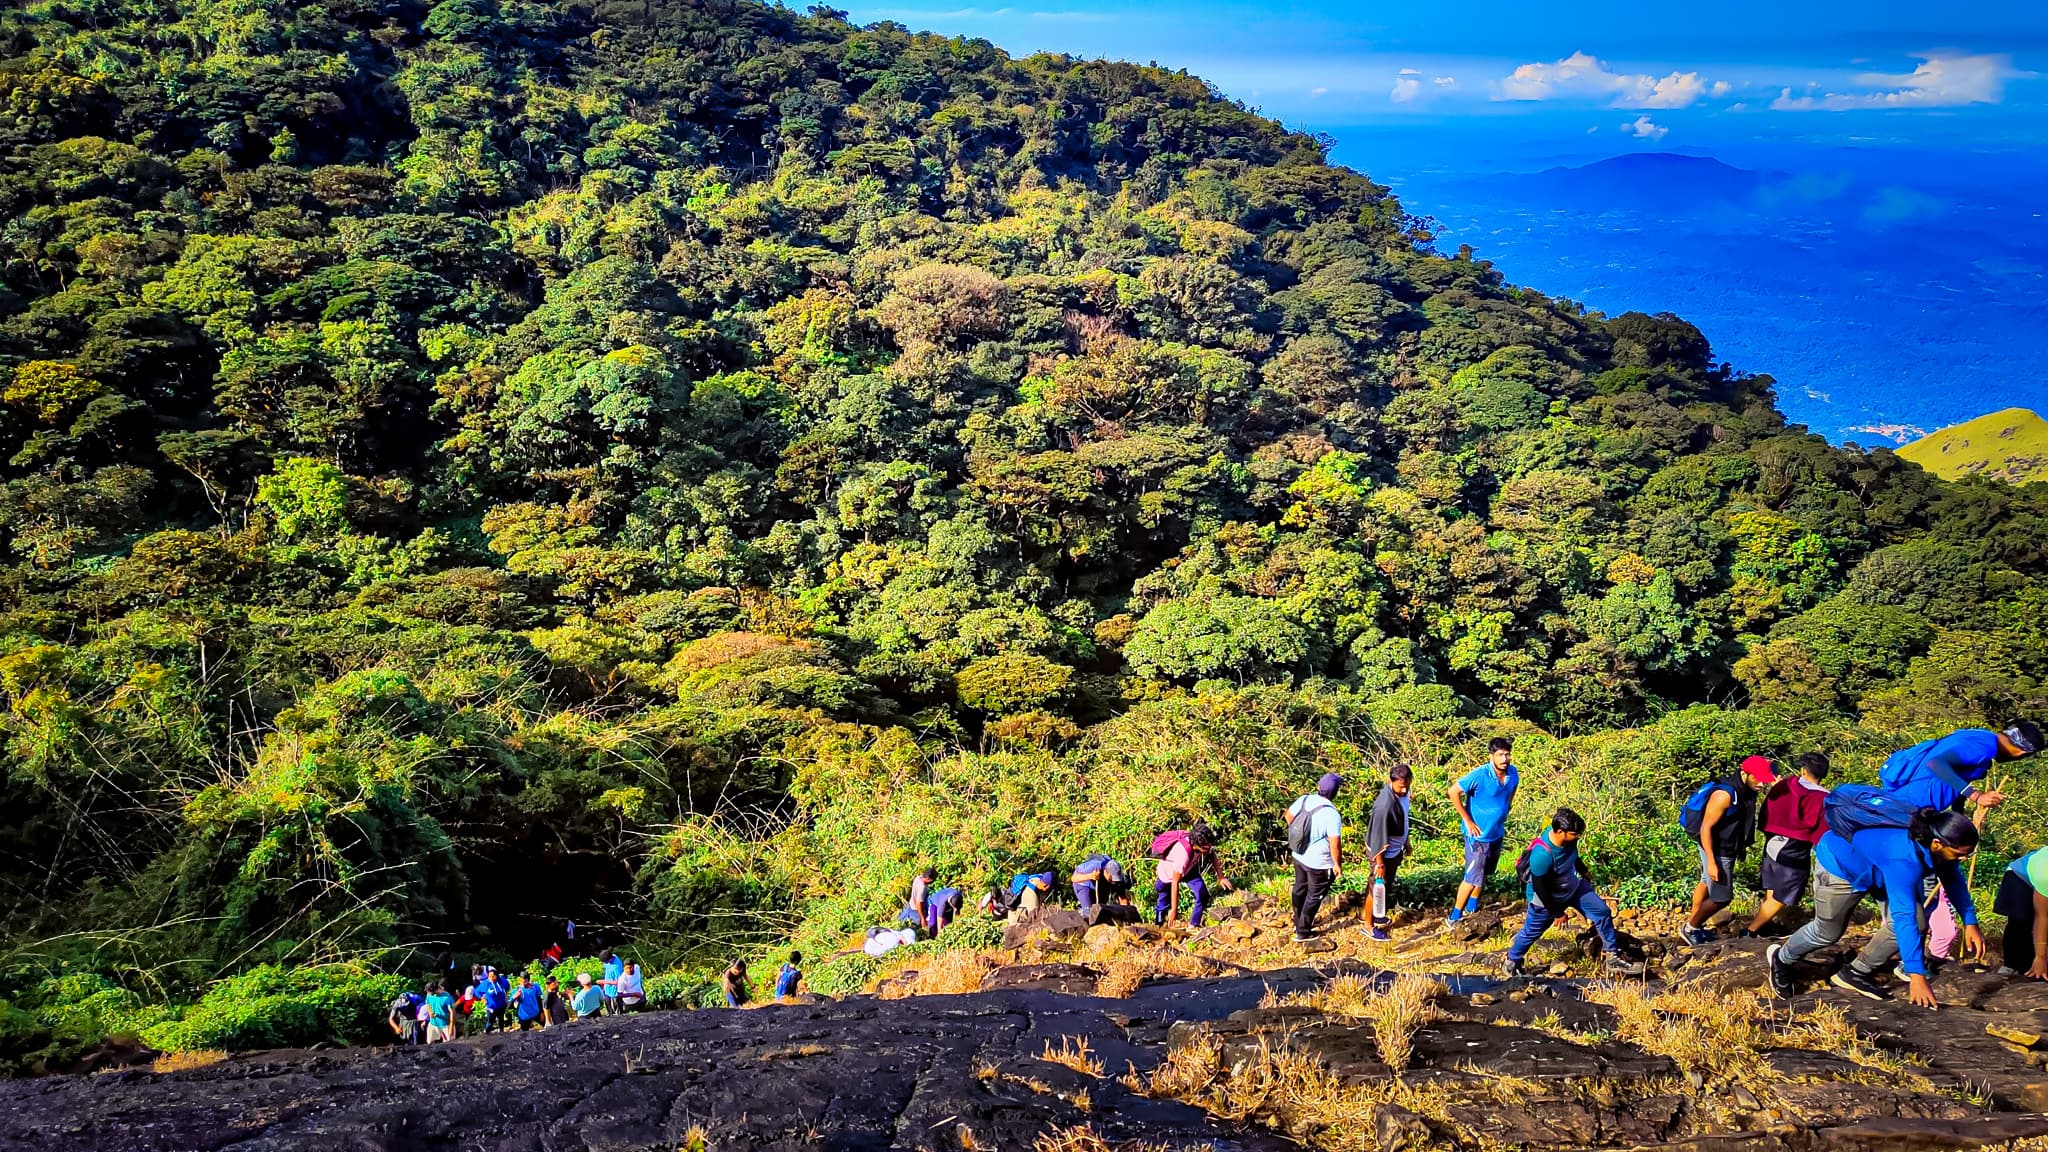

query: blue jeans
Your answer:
[1506,885,1619,964]
[1155,878,1210,926]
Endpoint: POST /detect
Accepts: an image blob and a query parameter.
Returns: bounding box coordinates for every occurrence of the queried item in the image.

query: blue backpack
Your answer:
[1678,781,1733,837]
[1823,784,1919,839]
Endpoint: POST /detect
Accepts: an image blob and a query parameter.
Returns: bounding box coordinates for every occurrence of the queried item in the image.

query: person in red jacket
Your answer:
[1745,752,1831,937]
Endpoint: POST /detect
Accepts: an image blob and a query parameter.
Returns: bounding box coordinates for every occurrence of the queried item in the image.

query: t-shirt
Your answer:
[1760,776,1829,843]
[571,984,603,1016]
[514,984,543,1020]
[1156,841,1192,885]
[1286,794,1344,871]
[1880,729,2000,811]
[1456,764,1520,843]
[616,970,643,999]
[425,992,454,1027]
[1387,794,1412,858]
[2011,847,2048,898]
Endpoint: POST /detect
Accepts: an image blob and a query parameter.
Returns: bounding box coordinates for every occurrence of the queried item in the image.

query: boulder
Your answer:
[1000,907,1090,949]
[1373,1102,1435,1151]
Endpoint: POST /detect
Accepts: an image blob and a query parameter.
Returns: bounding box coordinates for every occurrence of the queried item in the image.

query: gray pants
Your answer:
[1779,860,1926,975]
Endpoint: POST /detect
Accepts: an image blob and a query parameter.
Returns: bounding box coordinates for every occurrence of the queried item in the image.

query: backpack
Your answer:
[1512,834,1546,892]
[1149,830,1192,859]
[1678,780,1732,837]
[1823,784,1919,839]
[1287,796,1329,856]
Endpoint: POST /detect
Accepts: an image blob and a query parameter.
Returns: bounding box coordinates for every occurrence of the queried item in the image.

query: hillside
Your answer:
[1,0,2047,1073]
[1898,407,2048,484]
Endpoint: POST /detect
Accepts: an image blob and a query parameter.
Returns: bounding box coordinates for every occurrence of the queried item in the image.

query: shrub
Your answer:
[140,965,406,1053]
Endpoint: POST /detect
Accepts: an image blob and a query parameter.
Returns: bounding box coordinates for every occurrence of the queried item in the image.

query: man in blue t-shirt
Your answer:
[512,973,545,1031]
[1448,737,1520,924]
[1502,808,1644,977]
[1879,722,2040,814]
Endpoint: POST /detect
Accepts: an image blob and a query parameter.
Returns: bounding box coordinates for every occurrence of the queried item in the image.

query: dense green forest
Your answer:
[1,0,2044,1066]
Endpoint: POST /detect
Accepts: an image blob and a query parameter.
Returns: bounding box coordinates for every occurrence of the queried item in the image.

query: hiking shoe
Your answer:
[1445,908,1465,926]
[1602,955,1645,977]
[1766,944,1796,1000]
[1678,925,1715,947]
[1369,928,1392,942]
[1736,928,1758,939]
[1291,933,1312,943]
[1998,965,2018,977]
[1829,967,1891,1001]
[1502,956,1526,978]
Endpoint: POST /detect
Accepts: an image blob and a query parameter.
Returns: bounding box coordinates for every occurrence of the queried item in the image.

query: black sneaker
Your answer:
[1766,944,1796,999]
[1502,956,1526,978]
[1829,967,1890,1001]
[1602,954,1645,977]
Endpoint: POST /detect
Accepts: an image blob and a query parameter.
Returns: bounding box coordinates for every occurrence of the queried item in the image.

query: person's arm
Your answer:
[1882,855,1940,1007]
[1451,780,1479,839]
[1699,790,1732,882]
[1329,832,1343,878]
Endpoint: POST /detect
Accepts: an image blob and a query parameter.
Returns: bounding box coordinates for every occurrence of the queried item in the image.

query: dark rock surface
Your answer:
[0,975,1328,1152]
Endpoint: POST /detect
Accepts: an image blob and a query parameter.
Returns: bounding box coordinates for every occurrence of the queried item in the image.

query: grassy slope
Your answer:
[1898,407,2048,483]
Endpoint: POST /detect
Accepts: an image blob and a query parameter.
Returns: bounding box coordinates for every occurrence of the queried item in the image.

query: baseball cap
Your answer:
[1739,755,1777,785]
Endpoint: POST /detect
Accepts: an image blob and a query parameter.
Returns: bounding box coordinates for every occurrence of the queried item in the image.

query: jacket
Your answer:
[1815,825,1978,977]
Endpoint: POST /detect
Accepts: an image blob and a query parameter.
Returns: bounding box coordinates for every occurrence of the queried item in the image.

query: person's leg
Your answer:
[1291,861,1311,936]
[1688,848,1731,929]
[1298,866,1332,937]
[1186,877,1210,926]
[1747,895,1785,934]
[1154,881,1172,924]
[1781,865,1860,966]
[1074,881,1096,917]
[1506,902,1555,965]
[1851,893,1923,975]
[1576,887,1621,953]
[1452,838,1488,916]
[1019,886,1041,915]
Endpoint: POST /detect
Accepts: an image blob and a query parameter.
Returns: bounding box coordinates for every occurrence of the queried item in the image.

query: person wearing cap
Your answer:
[1744,752,1832,937]
[1285,772,1346,942]
[1681,754,1774,946]
[570,971,604,1019]
[1070,854,1134,922]
[1878,722,2042,816]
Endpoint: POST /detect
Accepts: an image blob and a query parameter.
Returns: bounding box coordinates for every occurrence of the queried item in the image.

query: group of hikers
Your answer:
[883,721,2046,1010]
[387,949,646,1043]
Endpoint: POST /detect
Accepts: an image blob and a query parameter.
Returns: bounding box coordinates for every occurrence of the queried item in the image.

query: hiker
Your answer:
[1878,722,2040,814]
[722,958,751,1008]
[479,966,510,1033]
[616,962,645,1012]
[513,973,544,1031]
[1746,752,1832,937]
[774,951,803,999]
[1153,822,1235,927]
[540,941,564,968]
[998,870,1057,920]
[543,976,570,1027]
[1448,737,1520,924]
[1071,854,1134,921]
[423,982,456,1044]
[1998,845,2048,979]
[1765,791,1981,1008]
[1285,772,1345,942]
[601,949,625,1014]
[901,868,937,927]
[865,925,918,956]
[388,986,425,1045]
[925,885,964,936]
[1502,807,1644,977]
[571,972,604,1019]
[1365,764,1414,941]
[454,977,479,1037]
[1679,755,1772,945]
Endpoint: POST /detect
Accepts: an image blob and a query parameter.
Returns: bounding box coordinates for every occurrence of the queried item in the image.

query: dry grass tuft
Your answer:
[1092,945,1215,999]
[1308,973,1375,1017]
[876,948,999,998]
[1365,974,1443,1073]
[1031,1125,1175,1152]
[152,1049,227,1074]
[1040,1035,1105,1078]
[678,1124,711,1152]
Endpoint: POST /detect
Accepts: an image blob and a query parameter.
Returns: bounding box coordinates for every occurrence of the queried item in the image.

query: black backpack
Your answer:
[1287,797,1328,855]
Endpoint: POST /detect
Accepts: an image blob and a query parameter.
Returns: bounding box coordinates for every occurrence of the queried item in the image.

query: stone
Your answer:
[1079,924,1125,957]
[1000,907,1090,949]
[1372,1102,1434,1151]
[1217,919,1258,943]
[1445,909,1502,944]
[982,964,1100,996]
[1300,938,1336,954]
[1469,993,1497,1007]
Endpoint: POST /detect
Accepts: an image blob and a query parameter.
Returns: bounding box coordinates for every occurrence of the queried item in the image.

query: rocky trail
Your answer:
[11,935,2048,1151]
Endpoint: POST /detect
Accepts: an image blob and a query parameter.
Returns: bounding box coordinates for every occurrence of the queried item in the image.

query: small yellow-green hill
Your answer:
[1897,407,2048,484]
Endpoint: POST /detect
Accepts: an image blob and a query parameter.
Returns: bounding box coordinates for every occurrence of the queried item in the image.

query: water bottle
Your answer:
[1371,876,1387,921]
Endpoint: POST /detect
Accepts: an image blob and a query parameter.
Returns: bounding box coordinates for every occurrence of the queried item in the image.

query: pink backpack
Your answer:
[1149,829,1192,858]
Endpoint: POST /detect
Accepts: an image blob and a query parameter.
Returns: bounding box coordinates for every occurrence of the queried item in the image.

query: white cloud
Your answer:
[1771,52,2029,111]
[1497,51,1717,109]
[1391,67,1457,104]
[1309,86,1328,97]
[1621,114,1669,141]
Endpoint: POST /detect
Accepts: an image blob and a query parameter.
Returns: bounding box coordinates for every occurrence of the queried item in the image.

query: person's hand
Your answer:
[1331,868,1342,883]
[1373,859,1386,880]
[1219,877,1236,892]
[1907,974,1939,1010]
[1707,861,1723,884]
[1976,790,2008,811]
[2027,958,2048,981]
[1961,924,1987,963]
[1463,819,1481,839]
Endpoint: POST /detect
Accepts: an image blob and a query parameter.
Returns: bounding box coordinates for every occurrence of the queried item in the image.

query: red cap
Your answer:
[1739,755,1777,785]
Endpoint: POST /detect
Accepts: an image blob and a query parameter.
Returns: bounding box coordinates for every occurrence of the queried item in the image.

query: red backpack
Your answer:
[1149,830,1191,858]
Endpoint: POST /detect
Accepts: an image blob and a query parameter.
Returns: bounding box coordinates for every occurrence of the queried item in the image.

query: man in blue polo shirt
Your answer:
[1879,722,2039,814]
[1448,736,1519,924]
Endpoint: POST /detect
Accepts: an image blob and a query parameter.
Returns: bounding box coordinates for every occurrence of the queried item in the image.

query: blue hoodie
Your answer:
[1814,825,1977,977]
[1880,729,2000,812]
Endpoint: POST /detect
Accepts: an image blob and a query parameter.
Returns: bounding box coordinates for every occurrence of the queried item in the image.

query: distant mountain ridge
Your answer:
[1899,408,2048,485]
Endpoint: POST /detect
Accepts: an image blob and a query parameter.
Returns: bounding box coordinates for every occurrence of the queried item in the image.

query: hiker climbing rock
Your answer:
[1502,807,1643,978]
[1152,822,1233,927]
[1745,752,1831,937]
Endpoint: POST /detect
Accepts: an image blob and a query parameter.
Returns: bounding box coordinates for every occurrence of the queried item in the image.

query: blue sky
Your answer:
[846,1,2047,160]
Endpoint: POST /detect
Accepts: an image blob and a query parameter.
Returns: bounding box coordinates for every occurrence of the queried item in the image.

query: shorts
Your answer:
[1699,847,1736,904]
[1463,838,1504,887]
[1759,836,1813,903]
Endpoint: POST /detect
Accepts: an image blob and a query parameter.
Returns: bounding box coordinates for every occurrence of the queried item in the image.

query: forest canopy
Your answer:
[1,0,2045,1039]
